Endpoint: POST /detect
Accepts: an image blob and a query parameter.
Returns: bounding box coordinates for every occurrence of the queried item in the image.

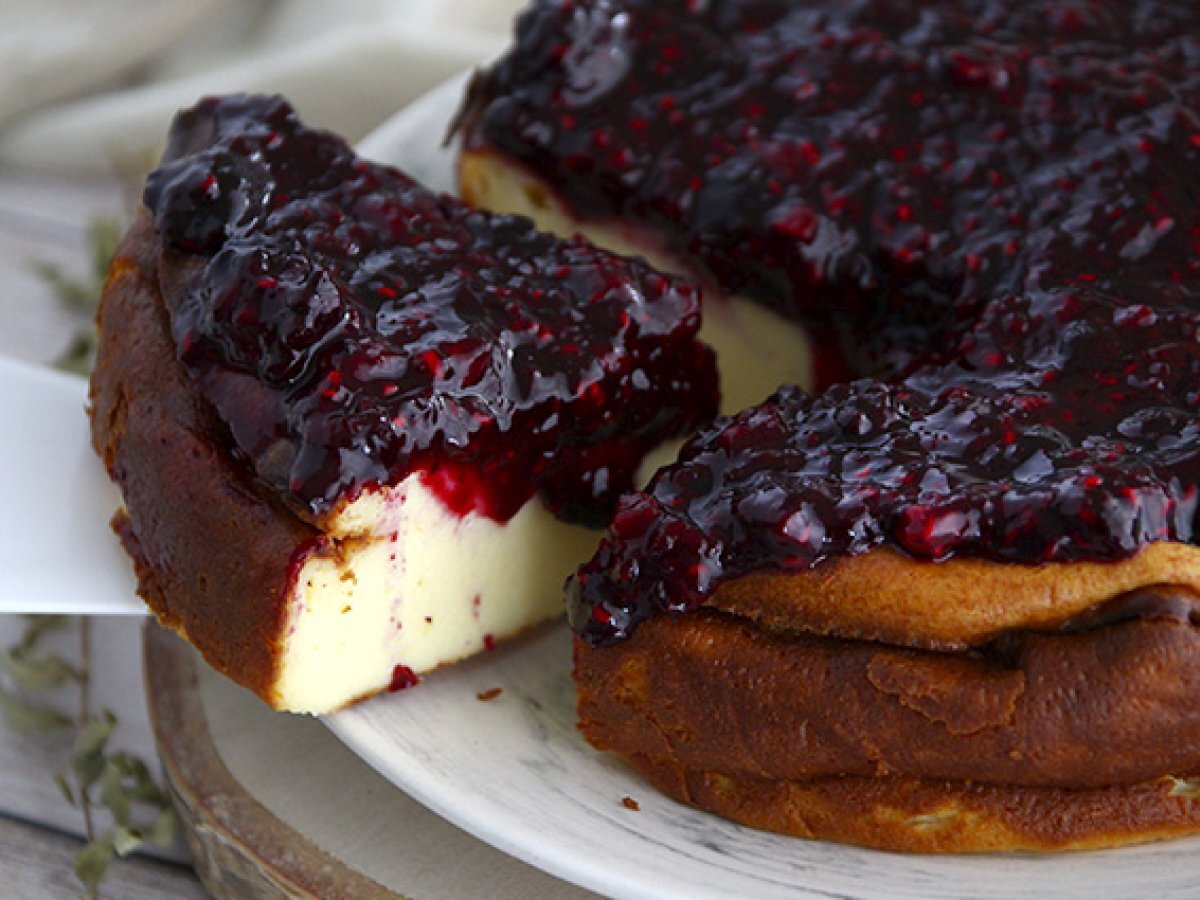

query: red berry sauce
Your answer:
[388,664,421,692]
[466,0,1200,373]
[463,2,1200,643]
[144,95,718,525]
[570,291,1200,643]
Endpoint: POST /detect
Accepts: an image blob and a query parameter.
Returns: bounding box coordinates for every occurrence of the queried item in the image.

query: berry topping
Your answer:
[467,1,1200,375]
[479,2,1200,644]
[570,291,1200,644]
[144,95,718,524]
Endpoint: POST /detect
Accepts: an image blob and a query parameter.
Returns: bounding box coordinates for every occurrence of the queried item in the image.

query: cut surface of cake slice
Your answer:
[90,94,718,713]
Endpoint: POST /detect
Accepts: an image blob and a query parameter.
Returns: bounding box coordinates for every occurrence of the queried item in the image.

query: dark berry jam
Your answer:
[466,0,1200,376]
[144,95,717,525]
[570,291,1200,644]
[466,2,1200,644]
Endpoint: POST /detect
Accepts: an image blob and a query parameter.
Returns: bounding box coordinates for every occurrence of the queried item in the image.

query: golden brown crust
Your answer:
[627,759,1200,853]
[89,211,319,707]
[575,610,1200,850]
[708,544,1200,649]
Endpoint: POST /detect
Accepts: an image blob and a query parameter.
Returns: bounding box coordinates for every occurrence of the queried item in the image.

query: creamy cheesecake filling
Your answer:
[275,473,598,712]
[460,151,815,412]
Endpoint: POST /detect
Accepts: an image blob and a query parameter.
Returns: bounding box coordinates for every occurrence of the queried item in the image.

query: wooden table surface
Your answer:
[0,168,208,897]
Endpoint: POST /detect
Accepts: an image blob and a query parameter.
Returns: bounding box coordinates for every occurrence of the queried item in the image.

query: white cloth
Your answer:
[0,0,525,173]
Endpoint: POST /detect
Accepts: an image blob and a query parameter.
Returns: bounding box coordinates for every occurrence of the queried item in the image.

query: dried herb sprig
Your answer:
[0,615,179,897]
[30,215,124,375]
[68,707,178,893]
[0,614,73,732]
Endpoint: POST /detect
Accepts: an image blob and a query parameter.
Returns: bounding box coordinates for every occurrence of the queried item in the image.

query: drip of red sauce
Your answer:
[388,664,420,692]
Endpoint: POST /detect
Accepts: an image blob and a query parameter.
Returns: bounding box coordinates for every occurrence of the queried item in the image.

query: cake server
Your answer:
[0,355,144,614]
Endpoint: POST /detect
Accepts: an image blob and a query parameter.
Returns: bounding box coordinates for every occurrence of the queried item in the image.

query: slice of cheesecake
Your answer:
[90,94,718,713]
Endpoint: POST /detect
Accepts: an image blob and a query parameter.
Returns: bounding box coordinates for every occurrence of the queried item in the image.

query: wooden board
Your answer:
[0,814,206,900]
[143,623,595,899]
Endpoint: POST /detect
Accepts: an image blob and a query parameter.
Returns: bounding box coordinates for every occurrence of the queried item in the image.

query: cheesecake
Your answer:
[90,94,718,713]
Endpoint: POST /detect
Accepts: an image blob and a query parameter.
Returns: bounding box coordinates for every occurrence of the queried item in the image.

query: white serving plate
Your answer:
[325,76,1200,900]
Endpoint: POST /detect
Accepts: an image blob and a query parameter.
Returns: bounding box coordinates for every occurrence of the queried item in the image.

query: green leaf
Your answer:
[56,332,98,376]
[97,751,174,830]
[28,260,94,310]
[0,645,78,691]
[74,710,116,757]
[99,760,132,826]
[88,218,123,282]
[110,752,166,805]
[74,837,115,894]
[30,216,122,314]
[0,687,71,734]
[16,615,71,652]
[1,608,179,897]
[31,214,124,377]
[148,807,177,848]
[54,772,77,807]
[110,824,144,857]
[74,752,106,793]
[73,711,117,790]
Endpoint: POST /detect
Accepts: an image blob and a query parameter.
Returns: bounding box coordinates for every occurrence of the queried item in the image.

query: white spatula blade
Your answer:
[0,355,145,615]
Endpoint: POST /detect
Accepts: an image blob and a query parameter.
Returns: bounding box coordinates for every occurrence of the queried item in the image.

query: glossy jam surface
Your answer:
[570,292,1200,643]
[467,2,1200,643]
[469,0,1200,373]
[145,95,718,524]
